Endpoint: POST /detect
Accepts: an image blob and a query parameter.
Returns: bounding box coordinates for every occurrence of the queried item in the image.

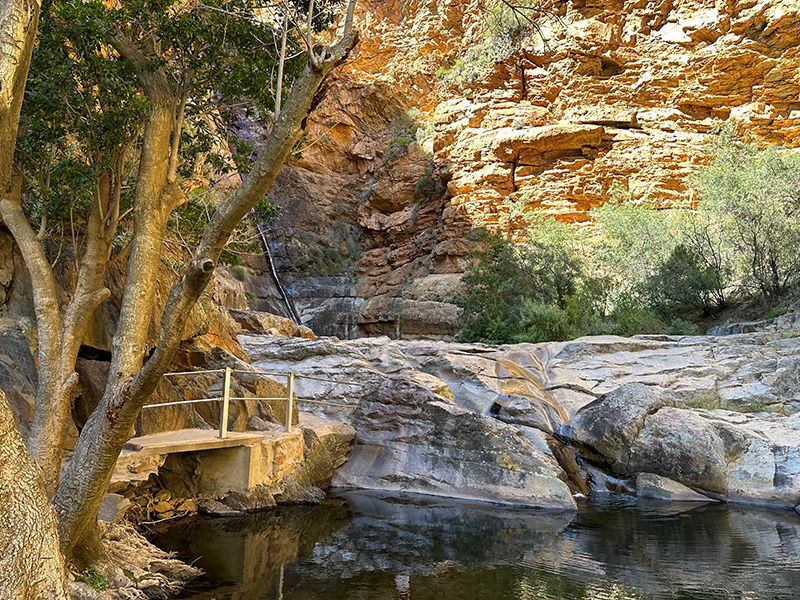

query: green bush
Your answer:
[514,301,582,343]
[454,223,596,344]
[665,318,697,336]
[453,229,526,343]
[608,297,666,337]
[644,244,723,317]
[694,122,800,300]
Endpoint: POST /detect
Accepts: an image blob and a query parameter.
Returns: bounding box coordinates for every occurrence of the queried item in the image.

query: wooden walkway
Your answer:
[124,428,265,455]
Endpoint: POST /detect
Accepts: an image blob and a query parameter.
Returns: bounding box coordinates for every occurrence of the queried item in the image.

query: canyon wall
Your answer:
[261,0,800,339]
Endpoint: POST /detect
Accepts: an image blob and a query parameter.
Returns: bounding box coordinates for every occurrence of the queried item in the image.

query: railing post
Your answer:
[220,367,231,439]
[285,372,294,433]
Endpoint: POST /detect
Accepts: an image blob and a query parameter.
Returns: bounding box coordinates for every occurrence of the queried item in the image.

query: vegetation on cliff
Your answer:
[456,125,800,344]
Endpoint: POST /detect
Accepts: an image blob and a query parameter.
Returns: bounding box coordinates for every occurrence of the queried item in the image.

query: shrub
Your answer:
[644,244,723,317]
[454,229,526,343]
[590,192,682,292]
[607,294,666,337]
[454,222,592,344]
[665,318,697,336]
[514,301,582,343]
[694,123,800,300]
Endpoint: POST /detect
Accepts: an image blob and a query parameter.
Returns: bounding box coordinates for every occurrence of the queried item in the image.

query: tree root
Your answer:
[68,522,200,600]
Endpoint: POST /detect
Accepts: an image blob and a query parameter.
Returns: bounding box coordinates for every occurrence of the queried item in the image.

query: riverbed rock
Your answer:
[334,376,576,509]
[571,383,670,471]
[236,331,800,510]
[636,473,718,503]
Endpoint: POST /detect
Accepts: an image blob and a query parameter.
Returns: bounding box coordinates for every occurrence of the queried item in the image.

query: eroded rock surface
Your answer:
[257,0,800,339]
[240,327,800,510]
[333,376,576,509]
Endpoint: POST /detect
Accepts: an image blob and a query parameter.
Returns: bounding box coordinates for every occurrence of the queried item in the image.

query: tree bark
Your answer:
[0,0,41,191]
[0,391,68,600]
[53,8,359,558]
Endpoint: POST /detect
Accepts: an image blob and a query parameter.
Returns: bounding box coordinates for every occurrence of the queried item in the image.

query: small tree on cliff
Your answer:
[0,0,358,589]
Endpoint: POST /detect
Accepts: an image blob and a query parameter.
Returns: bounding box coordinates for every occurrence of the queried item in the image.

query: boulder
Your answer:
[573,389,800,507]
[627,406,730,495]
[717,411,800,508]
[571,383,669,471]
[333,376,576,509]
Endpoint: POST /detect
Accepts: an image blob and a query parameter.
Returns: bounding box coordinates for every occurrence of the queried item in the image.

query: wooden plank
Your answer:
[124,428,265,455]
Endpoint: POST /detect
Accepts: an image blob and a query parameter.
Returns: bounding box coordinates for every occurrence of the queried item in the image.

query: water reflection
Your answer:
[152,493,800,600]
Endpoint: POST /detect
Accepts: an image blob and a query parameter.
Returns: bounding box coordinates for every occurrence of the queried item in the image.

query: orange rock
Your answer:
[261,0,800,325]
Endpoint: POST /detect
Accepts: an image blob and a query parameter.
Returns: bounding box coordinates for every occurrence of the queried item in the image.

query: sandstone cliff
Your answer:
[262,0,800,339]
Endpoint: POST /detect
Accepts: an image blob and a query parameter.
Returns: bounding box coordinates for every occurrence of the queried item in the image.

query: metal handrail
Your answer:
[143,367,358,439]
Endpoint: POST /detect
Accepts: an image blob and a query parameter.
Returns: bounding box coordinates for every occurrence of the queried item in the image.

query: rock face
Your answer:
[333,376,576,509]
[239,327,800,510]
[257,0,800,339]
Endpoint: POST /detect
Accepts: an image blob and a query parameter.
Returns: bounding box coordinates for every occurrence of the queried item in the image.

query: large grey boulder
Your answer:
[572,385,800,507]
[628,406,730,496]
[333,376,576,509]
[571,383,669,471]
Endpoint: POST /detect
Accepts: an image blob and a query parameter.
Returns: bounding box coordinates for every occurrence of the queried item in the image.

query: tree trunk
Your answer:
[53,7,359,558]
[1,169,118,497]
[0,392,68,600]
[0,0,41,190]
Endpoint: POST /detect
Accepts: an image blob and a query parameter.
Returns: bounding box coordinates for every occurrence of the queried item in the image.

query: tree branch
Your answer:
[0,177,63,494]
[54,4,360,556]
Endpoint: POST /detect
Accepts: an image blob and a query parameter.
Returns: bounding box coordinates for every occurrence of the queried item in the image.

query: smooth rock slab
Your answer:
[333,376,576,509]
[636,473,718,502]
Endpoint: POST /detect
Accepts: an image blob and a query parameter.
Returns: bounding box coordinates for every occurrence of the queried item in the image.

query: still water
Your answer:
[152,491,800,600]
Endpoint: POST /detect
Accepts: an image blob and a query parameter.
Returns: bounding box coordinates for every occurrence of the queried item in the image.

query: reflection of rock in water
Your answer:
[529,501,800,599]
[150,501,352,600]
[152,492,800,600]
[284,491,575,579]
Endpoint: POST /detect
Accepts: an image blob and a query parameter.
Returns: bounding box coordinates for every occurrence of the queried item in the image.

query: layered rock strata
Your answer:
[259,0,800,338]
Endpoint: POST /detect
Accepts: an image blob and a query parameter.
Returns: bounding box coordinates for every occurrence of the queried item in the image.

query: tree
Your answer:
[0,0,358,581]
[695,124,800,300]
[0,0,69,596]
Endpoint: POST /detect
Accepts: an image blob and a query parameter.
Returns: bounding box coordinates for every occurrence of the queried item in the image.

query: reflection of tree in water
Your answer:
[150,500,352,600]
[151,493,800,600]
